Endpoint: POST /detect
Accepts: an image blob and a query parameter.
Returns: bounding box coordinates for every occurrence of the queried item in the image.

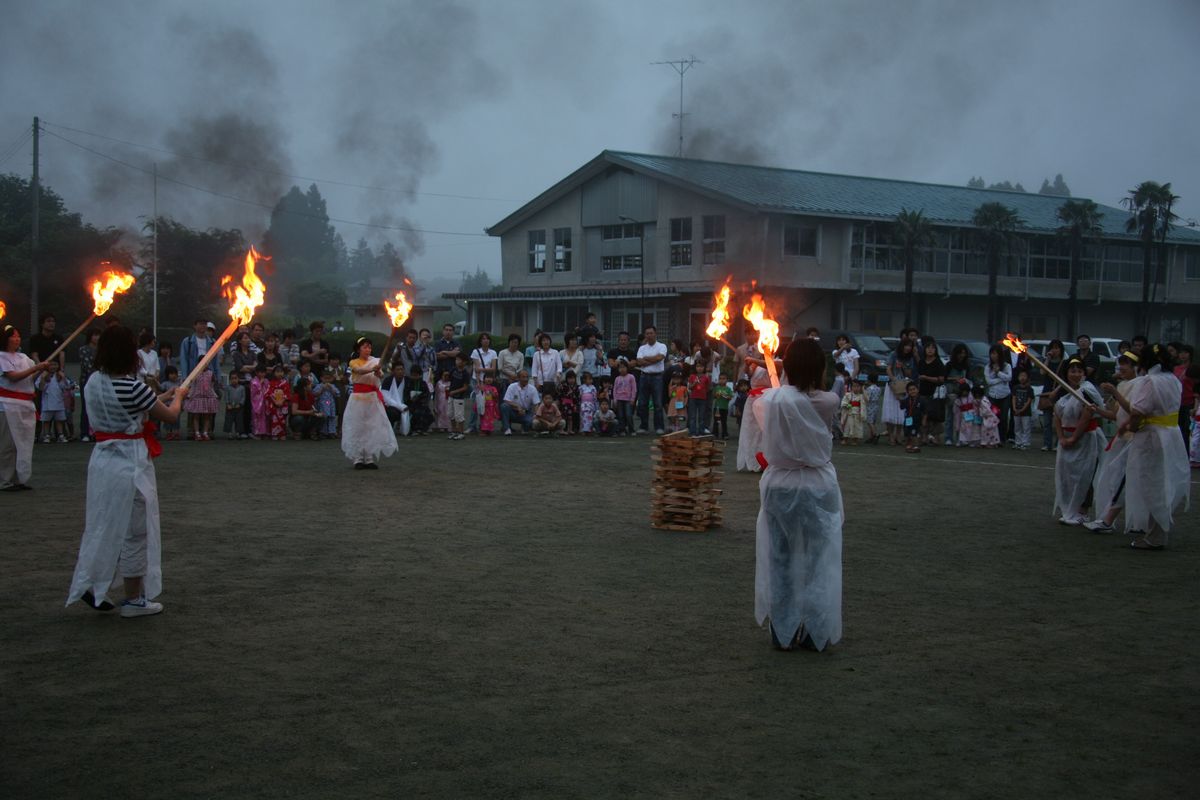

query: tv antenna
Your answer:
[652,56,701,157]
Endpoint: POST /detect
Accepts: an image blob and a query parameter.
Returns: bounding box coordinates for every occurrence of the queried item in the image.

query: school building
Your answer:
[443,151,1200,345]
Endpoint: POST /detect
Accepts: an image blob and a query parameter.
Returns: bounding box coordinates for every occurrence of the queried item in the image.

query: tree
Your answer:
[1039,174,1071,197]
[261,183,339,288]
[286,281,348,320]
[459,267,495,293]
[376,241,410,283]
[349,237,376,283]
[967,176,986,189]
[1123,181,1179,335]
[971,202,1025,344]
[1056,199,1104,339]
[142,217,248,330]
[892,208,937,328]
[987,180,1026,193]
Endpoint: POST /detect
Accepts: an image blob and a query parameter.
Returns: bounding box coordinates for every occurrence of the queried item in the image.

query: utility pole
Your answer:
[30,116,40,331]
[152,162,158,336]
[652,57,701,157]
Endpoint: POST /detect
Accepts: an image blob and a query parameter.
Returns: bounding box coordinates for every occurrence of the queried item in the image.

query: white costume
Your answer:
[1124,366,1190,540]
[1093,378,1139,517]
[0,350,38,488]
[736,366,772,472]
[1052,381,1106,521]
[753,387,844,651]
[66,372,162,606]
[342,357,398,464]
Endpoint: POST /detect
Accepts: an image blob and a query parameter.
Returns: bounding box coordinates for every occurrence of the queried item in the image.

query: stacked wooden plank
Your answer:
[650,430,724,532]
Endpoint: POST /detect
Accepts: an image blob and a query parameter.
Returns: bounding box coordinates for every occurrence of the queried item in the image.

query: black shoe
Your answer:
[365,462,379,470]
[353,462,366,470]
[1,484,20,492]
[81,590,115,612]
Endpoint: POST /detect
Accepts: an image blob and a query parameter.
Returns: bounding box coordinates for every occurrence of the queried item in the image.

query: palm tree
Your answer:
[1123,181,1179,335]
[892,208,937,328]
[971,202,1025,344]
[1056,199,1104,340]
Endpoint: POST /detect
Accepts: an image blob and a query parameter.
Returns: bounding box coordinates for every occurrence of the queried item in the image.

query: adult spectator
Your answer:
[580,333,606,380]
[434,324,461,379]
[501,370,539,434]
[381,364,408,431]
[607,331,638,377]
[258,334,285,375]
[1130,335,1148,359]
[832,334,859,379]
[524,329,543,371]
[634,325,668,434]
[917,338,946,445]
[984,343,1013,440]
[530,333,561,392]
[298,321,331,371]
[232,332,259,434]
[497,334,525,397]
[280,330,300,373]
[390,329,420,375]
[470,334,498,385]
[1038,339,1066,452]
[249,322,267,354]
[179,319,219,384]
[1174,344,1195,449]
[28,314,65,369]
[805,326,821,343]
[575,312,602,345]
[414,328,437,384]
[560,333,584,377]
[1073,334,1101,386]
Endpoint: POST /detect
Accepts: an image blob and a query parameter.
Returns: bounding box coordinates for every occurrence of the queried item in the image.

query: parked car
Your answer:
[828,332,895,377]
[1085,338,1122,364]
[939,338,991,380]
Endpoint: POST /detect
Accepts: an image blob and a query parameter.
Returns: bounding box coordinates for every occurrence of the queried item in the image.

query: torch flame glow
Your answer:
[221,247,267,326]
[1002,333,1027,356]
[384,291,413,329]
[705,278,733,341]
[90,268,136,316]
[402,277,413,286]
[0,299,6,320]
[742,293,780,357]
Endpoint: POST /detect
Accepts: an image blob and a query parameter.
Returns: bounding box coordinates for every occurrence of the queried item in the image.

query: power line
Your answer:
[0,130,32,169]
[41,119,516,203]
[44,128,490,239]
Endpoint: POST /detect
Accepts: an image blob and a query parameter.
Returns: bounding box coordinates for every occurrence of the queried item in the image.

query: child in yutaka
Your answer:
[250,364,269,438]
[578,371,598,434]
[979,395,1001,448]
[957,384,984,447]
[477,371,500,435]
[434,370,451,432]
[558,370,580,435]
[314,368,340,438]
[668,372,688,434]
[863,375,883,444]
[266,365,291,441]
[839,376,866,444]
[183,360,219,442]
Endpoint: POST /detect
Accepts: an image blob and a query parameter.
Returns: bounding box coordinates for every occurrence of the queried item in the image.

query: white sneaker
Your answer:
[503,429,512,436]
[57,435,68,443]
[41,435,50,443]
[1084,519,1115,533]
[81,436,91,442]
[119,596,163,618]
[1058,515,1084,527]
[655,428,665,435]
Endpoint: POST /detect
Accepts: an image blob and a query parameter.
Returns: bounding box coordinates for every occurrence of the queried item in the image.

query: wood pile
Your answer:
[650,430,724,532]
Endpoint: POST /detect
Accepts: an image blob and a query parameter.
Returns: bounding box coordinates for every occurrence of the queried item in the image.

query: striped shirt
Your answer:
[111,377,157,416]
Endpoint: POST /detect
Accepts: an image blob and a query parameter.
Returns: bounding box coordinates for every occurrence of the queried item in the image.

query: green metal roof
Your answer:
[489,150,1200,243]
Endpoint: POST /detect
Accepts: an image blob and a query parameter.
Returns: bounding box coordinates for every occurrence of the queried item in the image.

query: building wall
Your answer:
[499,188,584,290]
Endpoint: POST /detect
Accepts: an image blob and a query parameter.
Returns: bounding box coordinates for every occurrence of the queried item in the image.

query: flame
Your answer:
[0,299,6,320]
[384,291,413,329]
[220,247,268,326]
[742,293,780,357]
[90,267,136,316]
[402,277,413,286]
[705,278,733,341]
[1002,333,1027,355]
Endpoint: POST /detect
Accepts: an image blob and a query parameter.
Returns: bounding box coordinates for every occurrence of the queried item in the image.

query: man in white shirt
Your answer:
[634,325,668,434]
[501,370,540,435]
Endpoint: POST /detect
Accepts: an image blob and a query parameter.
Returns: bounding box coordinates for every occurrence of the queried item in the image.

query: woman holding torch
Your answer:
[1,324,53,491]
[342,336,398,469]
[1052,358,1106,526]
[754,338,843,652]
[66,326,187,616]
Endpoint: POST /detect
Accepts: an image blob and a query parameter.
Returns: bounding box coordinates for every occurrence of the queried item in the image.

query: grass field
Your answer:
[2,433,1197,798]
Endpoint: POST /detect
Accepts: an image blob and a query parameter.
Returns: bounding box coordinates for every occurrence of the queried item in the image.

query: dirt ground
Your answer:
[1,430,1197,799]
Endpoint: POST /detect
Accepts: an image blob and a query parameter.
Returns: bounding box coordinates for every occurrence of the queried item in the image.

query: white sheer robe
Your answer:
[1052,381,1105,520]
[1124,366,1190,539]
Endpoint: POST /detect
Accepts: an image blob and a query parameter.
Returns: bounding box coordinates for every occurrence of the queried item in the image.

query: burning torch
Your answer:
[377,291,413,369]
[1001,333,1089,406]
[44,268,137,363]
[705,278,738,351]
[742,293,781,388]
[179,247,267,391]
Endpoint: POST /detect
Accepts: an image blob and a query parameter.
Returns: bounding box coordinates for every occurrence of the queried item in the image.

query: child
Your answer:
[292,360,316,392]
[447,354,470,440]
[840,376,866,445]
[864,375,884,444]
[532,392,565,436]
[434,370,451,433]
[404,366,433,435]
[267,365,291,441]
[157,342,175,375]
[184,359,219,441]
[224,369,246,439]
[731,378,751,430]
[1011,369,1035,450]
[36,362,73,442]
[578,371,598,434]
[329,354,348,426]
[314,368,341,438]
[595,398,617,437]
[902,381,926,453]
[980,393,1001,448]
[136,333,160,390]
[613,361,637,436]
[830,363,848,441]
[687,364,712,436]
[712,372,733,440]
[158,366,181,440]
[477,372,500,435]
[668,373,688,433]
[957,384,984,447]
[558,370,580,435]
[250,364,269,438]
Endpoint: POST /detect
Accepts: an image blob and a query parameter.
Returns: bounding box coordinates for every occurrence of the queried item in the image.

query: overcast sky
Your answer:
[2,0,1197,288]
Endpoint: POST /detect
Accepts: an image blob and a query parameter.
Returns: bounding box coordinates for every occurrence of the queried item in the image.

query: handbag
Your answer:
[1037,392,1054,412]
[889,377,908,398]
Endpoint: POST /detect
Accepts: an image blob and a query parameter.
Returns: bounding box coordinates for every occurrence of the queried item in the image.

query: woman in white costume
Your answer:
[1052,359,1107,526]
[0,324,52,491]
[1120,344,1191,550]
[754,338,843,652]
[342,336,398,469]
[1085,351,1143,533]
[66,326,187,617]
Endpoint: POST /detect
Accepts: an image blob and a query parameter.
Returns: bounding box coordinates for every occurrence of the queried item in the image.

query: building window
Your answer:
[783,223,818,257]
[475,304,493,333]
[602,255,643,271]
[1184,249,1200,281]
[670,217,692,267]
[1014,316,1050,338]
[702,215,725,265]
[502,305,525,328]
[554,227,572,272]
[528,230,546,273]
[852,309,893,334]
[601,223,643,240]
[542,303,591,335]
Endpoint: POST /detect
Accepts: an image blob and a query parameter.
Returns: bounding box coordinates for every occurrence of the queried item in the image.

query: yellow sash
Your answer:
[1143,412,1177,428]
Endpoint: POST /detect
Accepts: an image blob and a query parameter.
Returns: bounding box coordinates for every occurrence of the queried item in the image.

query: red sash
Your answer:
[749,387,769,398]
[1062,420,1100,434]
[0,388,35,402]
[755,452,769,470]
[94,421,163,459]
[353,383,385,404]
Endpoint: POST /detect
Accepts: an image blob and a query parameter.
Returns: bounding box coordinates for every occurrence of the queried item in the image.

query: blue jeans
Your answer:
[687,402,706,436]
[1041,409,1057,449]
[617,400,635,434]
[637,373,664,431]
[501,405,533,432]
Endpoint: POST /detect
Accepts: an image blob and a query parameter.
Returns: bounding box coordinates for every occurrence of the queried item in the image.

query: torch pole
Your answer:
[377,328,399,372]
[43,313,97,364]
[1023,349,1090,406]
[761,347,780,389]
[180,318,239,391]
